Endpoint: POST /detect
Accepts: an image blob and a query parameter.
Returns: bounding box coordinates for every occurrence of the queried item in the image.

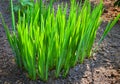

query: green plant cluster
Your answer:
[0,0,120,81]
[13,0,34,13]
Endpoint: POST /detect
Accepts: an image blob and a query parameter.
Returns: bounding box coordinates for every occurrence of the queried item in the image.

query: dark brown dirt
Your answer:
[0,1,120,84]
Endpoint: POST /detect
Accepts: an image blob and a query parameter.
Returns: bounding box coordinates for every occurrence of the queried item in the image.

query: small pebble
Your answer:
[0,69,2,72]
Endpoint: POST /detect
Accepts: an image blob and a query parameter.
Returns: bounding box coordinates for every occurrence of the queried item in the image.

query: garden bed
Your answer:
[0,0,120,84]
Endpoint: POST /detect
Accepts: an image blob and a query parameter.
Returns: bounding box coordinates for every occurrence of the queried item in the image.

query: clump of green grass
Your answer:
[13,0,34,14]
[0,0,119,81]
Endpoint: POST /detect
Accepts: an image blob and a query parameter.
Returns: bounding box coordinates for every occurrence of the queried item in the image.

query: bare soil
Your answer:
[0,0,120,84]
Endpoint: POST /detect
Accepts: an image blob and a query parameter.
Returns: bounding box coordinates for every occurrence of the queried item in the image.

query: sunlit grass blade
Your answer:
[98,14,120,45]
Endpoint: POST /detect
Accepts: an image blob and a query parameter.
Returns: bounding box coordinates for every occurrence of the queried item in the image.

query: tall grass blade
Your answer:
[10,0,15,31]
[98,14,120,45]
